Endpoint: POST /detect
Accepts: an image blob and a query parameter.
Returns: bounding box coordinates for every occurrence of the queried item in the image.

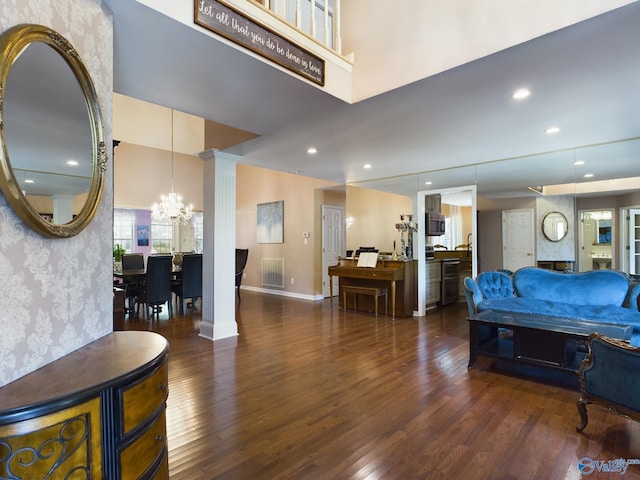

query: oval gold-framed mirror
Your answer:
[542,211,569,242]
[0,24,106,238]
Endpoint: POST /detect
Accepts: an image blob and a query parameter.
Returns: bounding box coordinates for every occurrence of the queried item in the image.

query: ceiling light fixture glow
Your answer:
[363,164,372,169]
[424,181,432,185]
[66,160,79,166]
[545,126,560,134]
[584,173,594,178]
[307,147,317,155]
[512,88,530,100]
[573,160,585,166]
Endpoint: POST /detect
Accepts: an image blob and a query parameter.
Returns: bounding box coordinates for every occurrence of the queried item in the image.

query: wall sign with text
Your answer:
[195,0,325,85]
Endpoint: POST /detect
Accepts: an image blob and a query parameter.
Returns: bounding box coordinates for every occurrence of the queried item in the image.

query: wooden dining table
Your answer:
[114,267,182,317]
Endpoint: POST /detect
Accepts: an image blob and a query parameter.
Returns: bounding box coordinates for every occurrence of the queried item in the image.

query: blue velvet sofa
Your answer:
[464,267,640,345]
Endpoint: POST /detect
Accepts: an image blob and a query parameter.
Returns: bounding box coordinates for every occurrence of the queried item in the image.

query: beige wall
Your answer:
[346,185,413,254]
[236,164,336,298]
[113,93,204,154]
[114,142,204,211]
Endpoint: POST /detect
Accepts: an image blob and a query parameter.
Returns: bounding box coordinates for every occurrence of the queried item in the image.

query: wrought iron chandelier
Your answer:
[151,109,194,224]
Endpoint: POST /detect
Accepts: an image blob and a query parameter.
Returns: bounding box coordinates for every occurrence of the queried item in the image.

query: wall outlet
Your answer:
[290,277,295,285]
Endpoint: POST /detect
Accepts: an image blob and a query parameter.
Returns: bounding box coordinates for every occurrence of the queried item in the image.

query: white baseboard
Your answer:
[240,285,324,301]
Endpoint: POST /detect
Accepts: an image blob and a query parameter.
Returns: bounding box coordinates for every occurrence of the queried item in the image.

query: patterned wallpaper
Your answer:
[0,0,113,387]
[536,195,576,262]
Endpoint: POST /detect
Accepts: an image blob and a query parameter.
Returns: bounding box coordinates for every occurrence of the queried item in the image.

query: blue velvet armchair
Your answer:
[576,333,640,432]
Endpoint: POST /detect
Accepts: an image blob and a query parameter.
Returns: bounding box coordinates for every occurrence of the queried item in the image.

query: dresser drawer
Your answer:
[122,362,168,434]
[120,411,167,480]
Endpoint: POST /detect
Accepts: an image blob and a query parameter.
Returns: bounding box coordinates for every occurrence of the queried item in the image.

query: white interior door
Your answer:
[578,212,597,272]
[502,209,535,272]
[322,205,344,297]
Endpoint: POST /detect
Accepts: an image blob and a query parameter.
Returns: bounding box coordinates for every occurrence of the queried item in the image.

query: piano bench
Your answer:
[343,285,388,316]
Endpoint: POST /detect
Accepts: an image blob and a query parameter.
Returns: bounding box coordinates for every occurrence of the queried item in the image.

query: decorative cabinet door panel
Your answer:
[0,398,102,479]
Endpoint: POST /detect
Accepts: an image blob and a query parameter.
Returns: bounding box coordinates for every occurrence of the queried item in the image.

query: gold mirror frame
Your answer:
[0,24,106,238]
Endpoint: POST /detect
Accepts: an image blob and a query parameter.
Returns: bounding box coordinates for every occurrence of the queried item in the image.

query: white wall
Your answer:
[0,2,113,386]
[342,0,634,102]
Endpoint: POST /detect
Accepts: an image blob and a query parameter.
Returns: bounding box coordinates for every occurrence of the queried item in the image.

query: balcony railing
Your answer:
[256,0,341,54]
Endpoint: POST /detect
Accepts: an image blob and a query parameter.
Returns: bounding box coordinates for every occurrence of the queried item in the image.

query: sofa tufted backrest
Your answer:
[513,267,630,306]
[477,271,514,299]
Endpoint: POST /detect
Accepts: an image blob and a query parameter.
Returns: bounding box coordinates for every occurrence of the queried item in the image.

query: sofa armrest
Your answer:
[464,277,483,315]
[628,282,640,311]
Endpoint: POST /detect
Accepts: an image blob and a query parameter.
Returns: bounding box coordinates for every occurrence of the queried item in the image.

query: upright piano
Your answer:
[328,258,417,318]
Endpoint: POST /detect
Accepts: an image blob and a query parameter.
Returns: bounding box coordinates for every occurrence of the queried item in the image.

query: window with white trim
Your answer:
[114,209,135,253]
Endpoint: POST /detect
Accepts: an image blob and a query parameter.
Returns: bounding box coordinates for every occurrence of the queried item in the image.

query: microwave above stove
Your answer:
[425,212,446,236]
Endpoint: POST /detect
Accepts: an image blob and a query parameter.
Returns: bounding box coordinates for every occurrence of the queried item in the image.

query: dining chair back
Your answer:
[172,254,203,314]
[235,249,249,301]
[121,253,144,270]
[119,253,145,317]
[140,254,173,320]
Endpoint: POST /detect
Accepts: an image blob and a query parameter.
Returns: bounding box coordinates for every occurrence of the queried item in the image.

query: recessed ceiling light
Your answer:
[584,173,594,178]
[544,126,560,134]
[307,147,317,155]
[573,160,585,166]
[424,181,432,185]
[512,88,530,100]
[363,164,372,169]
[24,179,34,184]
[66,160,79,166]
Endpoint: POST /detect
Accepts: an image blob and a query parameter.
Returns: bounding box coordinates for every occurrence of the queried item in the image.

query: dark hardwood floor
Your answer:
[124,292,640,479]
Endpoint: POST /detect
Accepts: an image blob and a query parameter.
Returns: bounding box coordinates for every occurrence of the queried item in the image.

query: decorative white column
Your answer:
[197,149,238,340]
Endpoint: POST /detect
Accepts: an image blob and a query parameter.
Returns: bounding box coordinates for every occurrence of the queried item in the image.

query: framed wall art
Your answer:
[257,200,284,244]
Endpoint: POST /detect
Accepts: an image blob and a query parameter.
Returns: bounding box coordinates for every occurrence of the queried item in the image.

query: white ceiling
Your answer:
[106,0,640,198]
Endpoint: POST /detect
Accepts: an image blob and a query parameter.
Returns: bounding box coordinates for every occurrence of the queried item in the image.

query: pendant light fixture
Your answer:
[151,109,194,224]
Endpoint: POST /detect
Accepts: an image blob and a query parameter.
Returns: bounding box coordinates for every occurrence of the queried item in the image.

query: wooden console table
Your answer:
[468,310,632,374]
[0,331,169,479]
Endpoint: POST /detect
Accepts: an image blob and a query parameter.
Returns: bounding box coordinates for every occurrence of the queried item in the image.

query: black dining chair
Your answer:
[137,255,173,320]
[235,249,249,301]
[120,253,145,317]
[121,253,144,271]
[171,254,203,315]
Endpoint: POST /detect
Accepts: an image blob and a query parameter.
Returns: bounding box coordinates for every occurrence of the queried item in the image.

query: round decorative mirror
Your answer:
[0,24,106,238]
[542,211,569,242]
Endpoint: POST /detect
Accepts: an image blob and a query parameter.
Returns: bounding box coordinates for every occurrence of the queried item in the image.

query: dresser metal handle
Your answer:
[156,435,163,442]
[159,383,167,392]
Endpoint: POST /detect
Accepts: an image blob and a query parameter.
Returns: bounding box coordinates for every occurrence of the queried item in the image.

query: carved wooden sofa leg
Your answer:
[576,397,589,432]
